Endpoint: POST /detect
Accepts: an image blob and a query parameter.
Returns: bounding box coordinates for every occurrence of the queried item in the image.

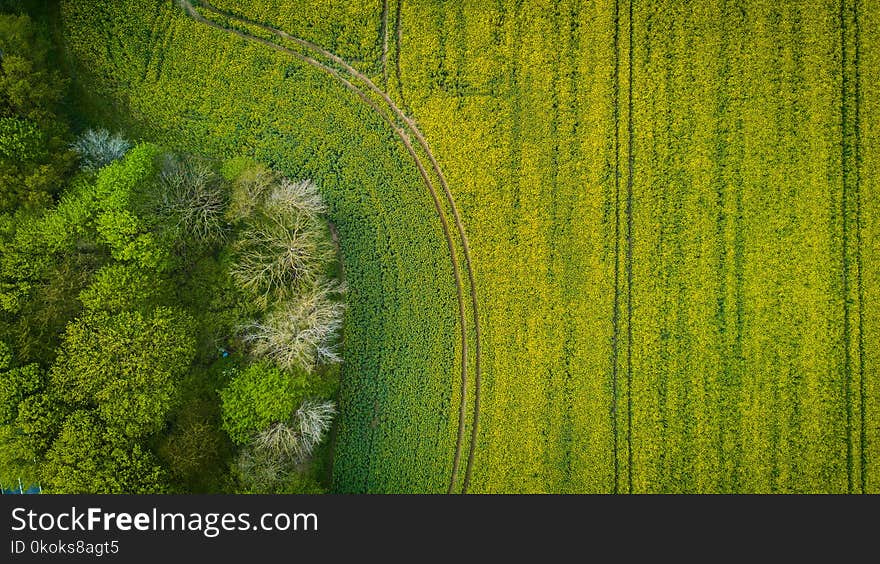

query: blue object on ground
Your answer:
[1,482,41,494]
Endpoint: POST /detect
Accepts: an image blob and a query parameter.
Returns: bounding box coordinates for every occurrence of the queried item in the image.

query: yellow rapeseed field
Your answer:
[61,0,878,493]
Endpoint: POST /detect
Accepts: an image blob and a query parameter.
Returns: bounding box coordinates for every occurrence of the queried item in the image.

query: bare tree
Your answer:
[230,214,333,306]
[264,178,327,218]
[157,155,229,242]
[240,280,345,372]
[295,399,336,446]
[227,164,334,306]
[71,128,131,171]
[254,399,336,462]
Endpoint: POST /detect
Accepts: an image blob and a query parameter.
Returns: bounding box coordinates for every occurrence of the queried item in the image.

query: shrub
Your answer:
[71,128,131,172]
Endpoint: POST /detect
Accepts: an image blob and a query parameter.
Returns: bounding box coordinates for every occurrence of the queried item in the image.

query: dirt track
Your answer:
[178,0,483,493]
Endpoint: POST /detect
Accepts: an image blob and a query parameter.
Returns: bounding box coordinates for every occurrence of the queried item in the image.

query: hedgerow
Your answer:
[62,0,459,493]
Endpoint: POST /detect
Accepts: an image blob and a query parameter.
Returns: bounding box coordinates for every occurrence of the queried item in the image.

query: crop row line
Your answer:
[841,0,866,494]
[611,0,635,495]
[393,0,410,114]
[625,0,635,496]
[840,0,854,494]
[853,0,866,496]
[380,0,389,89]
[610,0,622,495]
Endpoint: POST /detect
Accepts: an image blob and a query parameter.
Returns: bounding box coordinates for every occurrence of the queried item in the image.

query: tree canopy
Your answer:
[43,410,169,494]
[0,13,72,212]
[50,307,196,438]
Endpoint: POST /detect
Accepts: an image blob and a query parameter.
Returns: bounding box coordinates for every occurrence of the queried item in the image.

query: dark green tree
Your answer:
[0,341,42,423]
[43,410,168,493]
[0,13,73,212]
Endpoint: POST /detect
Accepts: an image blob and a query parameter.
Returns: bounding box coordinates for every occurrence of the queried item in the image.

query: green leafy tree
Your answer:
[78,262,170,314]
[219,361,323,445]
[1,144,165,321]
[156,394,231,492]
[0,342,60,488]
[50,307,196,438]
[0,14,64,120]
[43,410,168,493]
[0,116,44,161]
[0,180,105,360]
[0,341,44,487]
[90,144,176,270]
[0,425,37,489]
[95,209,169,269]
[14,391,64,454]
[0,342,42,423]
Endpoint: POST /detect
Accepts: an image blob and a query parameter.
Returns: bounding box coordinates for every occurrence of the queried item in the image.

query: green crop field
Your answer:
[57,0,878,493]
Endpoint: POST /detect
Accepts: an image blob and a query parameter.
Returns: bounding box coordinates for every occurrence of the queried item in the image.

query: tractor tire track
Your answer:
[393,0,411,114]
[380,0,389,89]
[180,0,483,493]
[610,0,622,495]
[625,0,635,495]
[853,0,866,495]
[197,0,483,496]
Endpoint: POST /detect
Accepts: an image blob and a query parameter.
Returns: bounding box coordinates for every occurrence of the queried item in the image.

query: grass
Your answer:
[59,0,878,493]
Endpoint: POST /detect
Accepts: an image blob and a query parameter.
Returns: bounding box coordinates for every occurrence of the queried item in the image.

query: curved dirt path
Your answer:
[178,0,482,493]
[197,0,484,493]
